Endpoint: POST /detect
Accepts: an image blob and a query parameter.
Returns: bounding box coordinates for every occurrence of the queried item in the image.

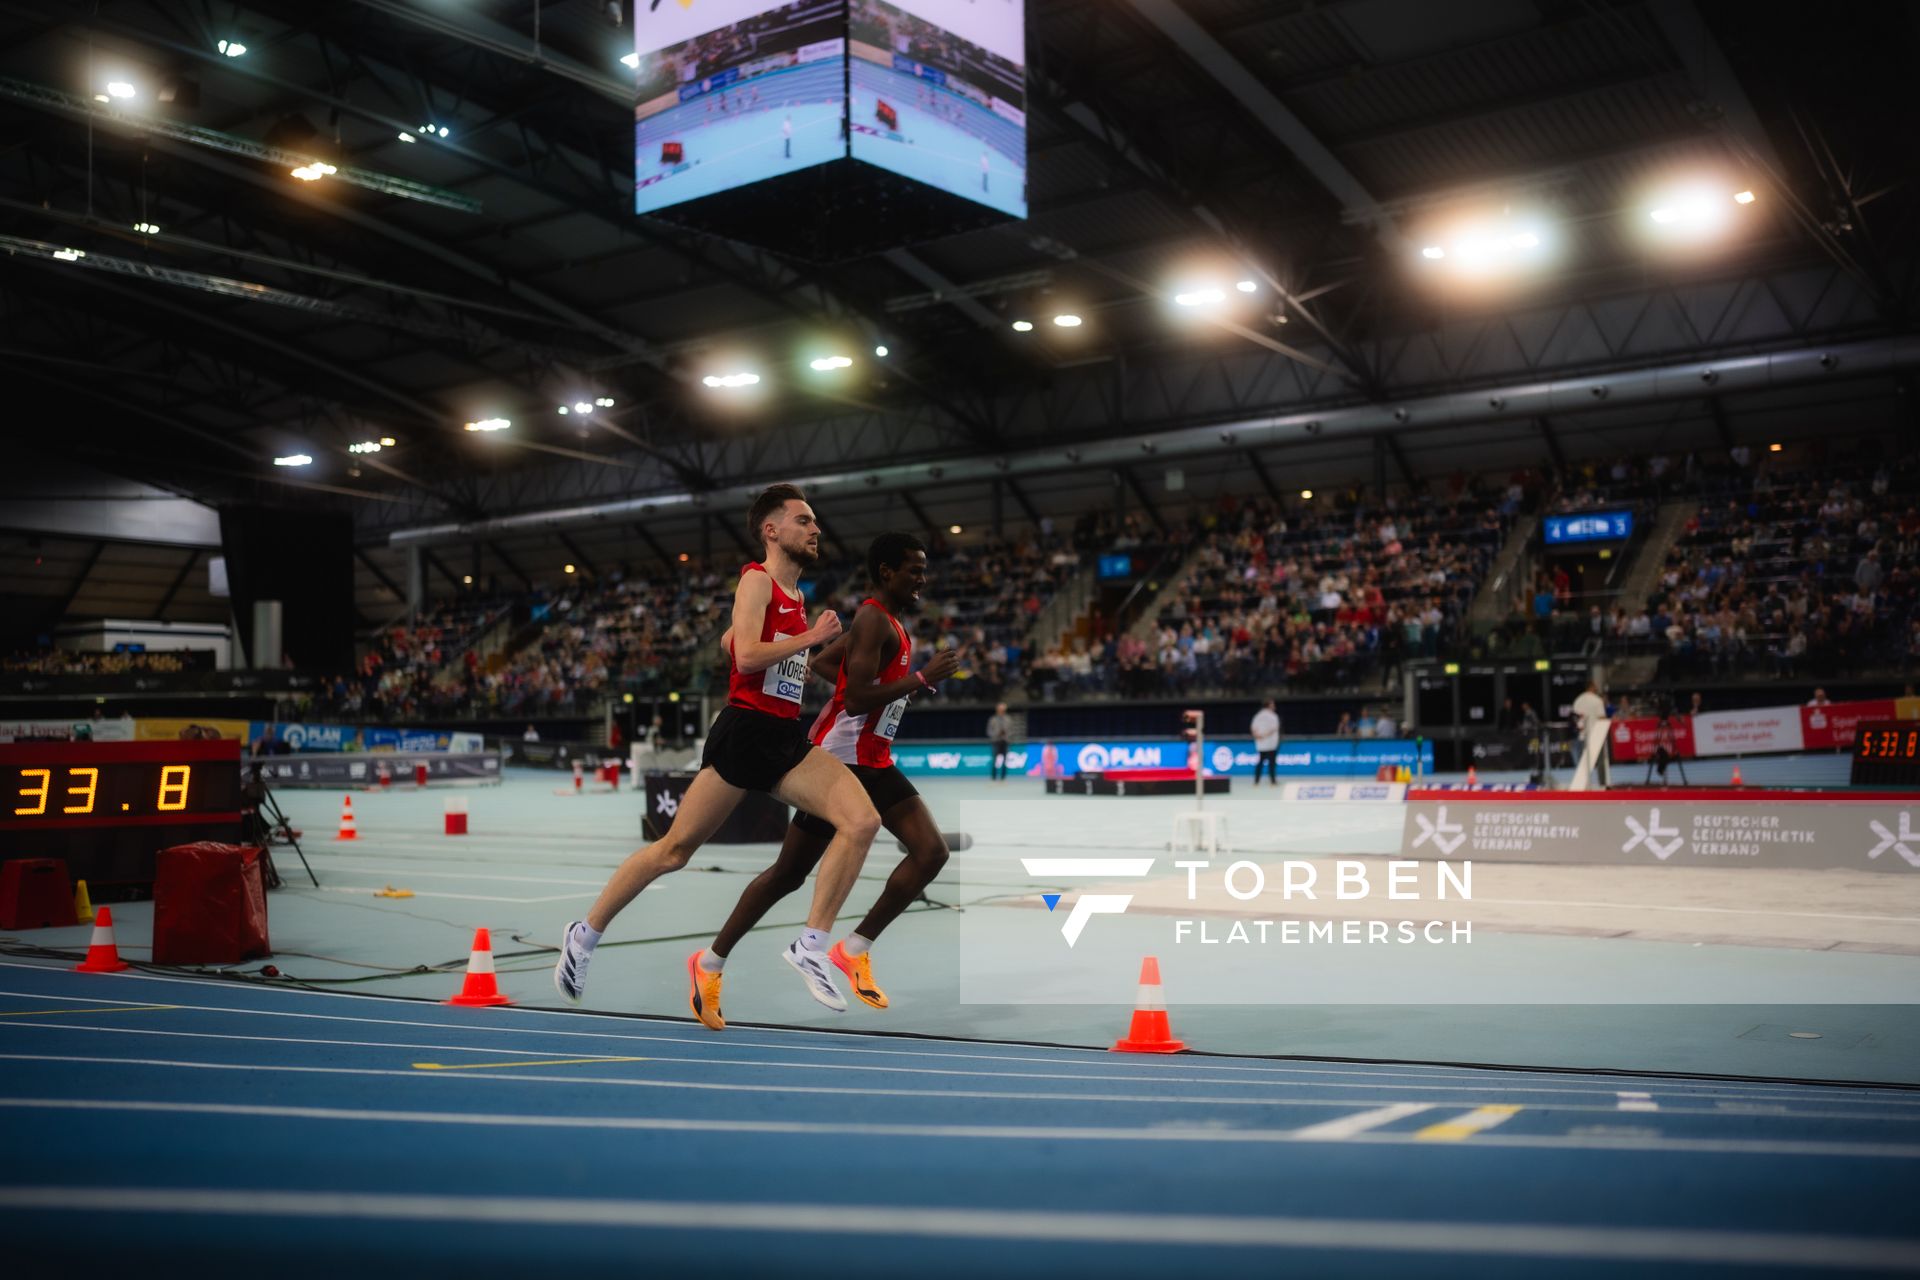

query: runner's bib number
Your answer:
[873,695,908,741]
[761,634,808,704]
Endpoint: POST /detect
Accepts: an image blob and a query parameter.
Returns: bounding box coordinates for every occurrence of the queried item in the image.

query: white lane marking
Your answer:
[0,977,1910,1103]
[4,1057,1920,1159]
[0,1186,1915,1268]
[1288,1103,1432,1140]
[8,1021,1911,1108]
[1618,1092,1661,1113]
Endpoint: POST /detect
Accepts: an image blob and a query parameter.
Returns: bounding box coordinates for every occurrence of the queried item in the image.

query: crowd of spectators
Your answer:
[2,648,198,675]
[1636,457,1919,679]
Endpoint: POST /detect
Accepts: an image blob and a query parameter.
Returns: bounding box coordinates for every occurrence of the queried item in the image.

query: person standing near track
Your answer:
[986,701,1013,783]
[689,533,964,1025]
[1250,698,1281,786]
[554,484,882,1014]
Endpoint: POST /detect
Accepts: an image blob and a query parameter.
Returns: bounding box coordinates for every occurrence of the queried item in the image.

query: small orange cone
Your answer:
[337,794,358,841]
[1467,765,1479,787]
[1111,956,1185,1053]
[445,927,512,1007]
[1730,764,1744,786]
[74,907,130,973]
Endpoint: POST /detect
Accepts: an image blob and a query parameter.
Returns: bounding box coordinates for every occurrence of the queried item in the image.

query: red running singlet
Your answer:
[725,562,808,720]
[811,599,911,768]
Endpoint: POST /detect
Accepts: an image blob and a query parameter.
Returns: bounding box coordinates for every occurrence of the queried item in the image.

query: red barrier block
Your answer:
[0,858,74,930]
[152,843,270,966]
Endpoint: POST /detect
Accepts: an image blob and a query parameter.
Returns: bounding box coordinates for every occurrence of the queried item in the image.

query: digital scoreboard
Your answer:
[1,739,243,886]
[1850,721,1920,788]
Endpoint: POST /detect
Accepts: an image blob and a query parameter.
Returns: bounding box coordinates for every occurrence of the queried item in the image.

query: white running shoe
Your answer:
[783,942,848,1013]
[553,921,594,1004]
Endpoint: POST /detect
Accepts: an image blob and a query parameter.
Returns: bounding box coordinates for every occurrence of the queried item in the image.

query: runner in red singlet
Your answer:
[701,532,962,1012]
[554,484,882,1023]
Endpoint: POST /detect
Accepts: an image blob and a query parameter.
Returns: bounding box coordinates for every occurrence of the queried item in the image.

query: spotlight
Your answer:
[564,563,576,575]
[702,373,760,388]
[573,401,594,414]
[874,344,889,358]
[1173,288,1226,307]
[1649,208,1677,224]
[132,221,160,234]
[397,131,417,143]
[1733,190,1756,204]
[596,397,615,406]
[1300,488,1313,500]
[1052,314,1082,327]
[379,437,396,446]
[105,81,135,99]
[52,247,85,261]
[621,52,640,68]
[347,441,383,454]
[462,575,474,585]
[949,524,963,535]
[464,417,511,432]
[217,39,247,57]
[678,552,690,563]
[273,454,312,467]
[1421,245,1446,260]
[289,161,337,182]
[809,355,853,371]
[1235,280,1257,293]
[1769,442,1783,452]
[1011,320,1034,332]
[557,406,568,415]
[438,126,449,138]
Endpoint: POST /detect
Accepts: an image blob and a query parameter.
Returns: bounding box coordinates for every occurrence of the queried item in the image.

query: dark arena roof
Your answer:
[0,0,1915,624]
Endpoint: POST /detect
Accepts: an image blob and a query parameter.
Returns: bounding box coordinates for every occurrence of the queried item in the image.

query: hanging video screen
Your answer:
[847,0,1028,218]
[634,0,849,215]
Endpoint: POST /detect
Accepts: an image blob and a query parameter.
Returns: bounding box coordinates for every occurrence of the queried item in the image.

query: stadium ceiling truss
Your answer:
[0,0,1913,540]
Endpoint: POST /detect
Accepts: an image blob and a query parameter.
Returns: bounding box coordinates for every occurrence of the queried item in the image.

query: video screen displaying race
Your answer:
[633,0,849,216]
[848,0,1028,219]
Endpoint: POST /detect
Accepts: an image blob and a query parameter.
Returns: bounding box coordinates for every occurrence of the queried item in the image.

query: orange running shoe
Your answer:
[828,940,888,1010]
[687,950,726,1031]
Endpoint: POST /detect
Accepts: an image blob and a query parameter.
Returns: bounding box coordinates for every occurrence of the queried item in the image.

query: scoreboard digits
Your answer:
[10,764,191,816]
[1849,722,1920,786]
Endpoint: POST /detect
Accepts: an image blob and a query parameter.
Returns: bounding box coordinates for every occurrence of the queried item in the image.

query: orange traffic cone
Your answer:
[74,907,130,973]
[337,794,358,841]
[445,927,512,1007]
[1111,956,1185,1054]
[1466,765,1479,787]
[1730,764,1744,786]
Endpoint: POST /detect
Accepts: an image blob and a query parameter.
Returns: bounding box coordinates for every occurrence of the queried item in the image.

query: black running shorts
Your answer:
[701,704,814,793]
[792,763,919,839]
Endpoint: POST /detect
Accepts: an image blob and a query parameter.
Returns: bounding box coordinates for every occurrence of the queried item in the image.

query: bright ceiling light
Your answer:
[702,373,760,389]
[347,441,383,454]
[217,39,247,57]
[564,563,576,575]
[106,81,135,99]
[1052,314,1082,327]
[595,397,615,407]
[462,575,474,585]
[1236,280,1257,293]
[572,401,595,414]
[290,161,337,182]
[1510,232,1540,249]
[874,344,888,358]
[1649,207,1677,223]
[1769,442,1783,452]
[93,93,109,102]
[397,131,417,143]
[437,126,449,138]
[949,524,963,534]
[1734,190,1756,205]
[273,454,313,467]
[809,355,853,371]
[132,221,160,234]
[1011,320,1034,332]
[1300,488,1313,500]
[620,52,640,68]
[464,417,511,432]
[1421,245,1446,260]
[379,437,396,446]
[52,247,86,261]
[556,406,568,415]
[1174,288,1226,307]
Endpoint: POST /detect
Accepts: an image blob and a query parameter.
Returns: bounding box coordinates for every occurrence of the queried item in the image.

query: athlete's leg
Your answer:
[852,794,948,943]
[586,767,744,931]
[708,819,831,959]
[770,749,880,930]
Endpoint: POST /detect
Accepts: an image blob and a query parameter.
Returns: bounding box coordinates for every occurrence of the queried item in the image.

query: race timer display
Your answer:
[1849,722,1920,787]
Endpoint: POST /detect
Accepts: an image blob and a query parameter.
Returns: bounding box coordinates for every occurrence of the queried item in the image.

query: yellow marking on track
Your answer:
[1415,1104,1522,1142]
[0,1004,177,1019]
[412,1056,650,1072]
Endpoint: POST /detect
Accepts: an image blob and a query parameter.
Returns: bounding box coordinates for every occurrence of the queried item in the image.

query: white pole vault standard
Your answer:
[1173,709,1226,854]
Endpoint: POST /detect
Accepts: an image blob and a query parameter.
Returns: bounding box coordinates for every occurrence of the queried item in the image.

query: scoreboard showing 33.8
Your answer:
[1849,722,1920,788]
[0,739,243,884]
